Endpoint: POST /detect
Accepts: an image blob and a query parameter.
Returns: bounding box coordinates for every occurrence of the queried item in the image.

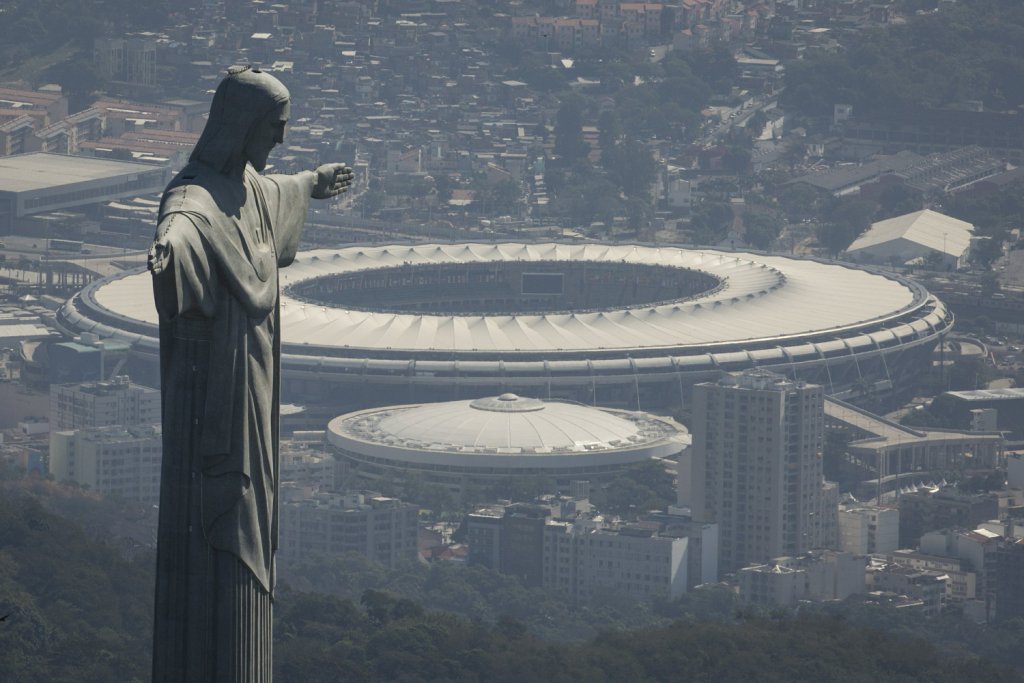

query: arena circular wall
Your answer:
[328,393,688,492]
[57,242,952,409]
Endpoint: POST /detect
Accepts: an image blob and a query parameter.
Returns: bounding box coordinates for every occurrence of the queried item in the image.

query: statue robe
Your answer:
[151,161,309,682]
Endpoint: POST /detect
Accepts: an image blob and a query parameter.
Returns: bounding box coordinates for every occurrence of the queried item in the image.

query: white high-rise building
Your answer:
[50,376,160,431]
[466,505,716,600]
[279,491,419,569]
[49,424,162,504]
[838,505,899,555]
[688,370,838,572]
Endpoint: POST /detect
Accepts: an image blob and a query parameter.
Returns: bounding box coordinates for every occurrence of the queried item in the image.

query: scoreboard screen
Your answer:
[521,272,563,295]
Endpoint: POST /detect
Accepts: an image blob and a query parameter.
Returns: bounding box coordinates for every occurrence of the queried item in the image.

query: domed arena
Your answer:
[57,242,951,409]
[327,393,688,492]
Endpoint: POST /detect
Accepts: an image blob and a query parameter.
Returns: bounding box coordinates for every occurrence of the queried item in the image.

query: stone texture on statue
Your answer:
[149,67,352,683]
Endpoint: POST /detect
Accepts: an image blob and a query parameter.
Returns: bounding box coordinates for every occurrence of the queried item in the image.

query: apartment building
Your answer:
[689,370,839,572]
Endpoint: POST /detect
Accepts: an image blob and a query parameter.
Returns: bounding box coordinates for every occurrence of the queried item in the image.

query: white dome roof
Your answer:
[376,394,641,451]
[327,396,688,474]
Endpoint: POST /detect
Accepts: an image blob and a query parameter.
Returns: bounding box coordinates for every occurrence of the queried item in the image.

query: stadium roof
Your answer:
[847,210,974,258]
[90,243,925,355]
[328,395,687,469]
[374,393,643,451]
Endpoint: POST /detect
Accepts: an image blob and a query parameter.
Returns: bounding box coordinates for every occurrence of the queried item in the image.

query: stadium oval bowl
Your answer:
[57,242,951,408]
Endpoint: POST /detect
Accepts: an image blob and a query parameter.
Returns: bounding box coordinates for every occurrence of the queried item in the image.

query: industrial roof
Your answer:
[944,388,1024,401]
[89,243,924,355]
[847,210,974,258]
[0,323,55,343]
[0,153,162,193]
[787,152,922,193]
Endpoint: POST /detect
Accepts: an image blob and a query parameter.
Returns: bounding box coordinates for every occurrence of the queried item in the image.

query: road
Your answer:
[700,94,779,146]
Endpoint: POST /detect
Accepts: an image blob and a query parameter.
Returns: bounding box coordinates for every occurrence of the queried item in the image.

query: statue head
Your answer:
[190,66,291,175]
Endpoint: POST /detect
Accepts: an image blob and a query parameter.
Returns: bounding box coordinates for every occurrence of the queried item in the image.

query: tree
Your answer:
[45,59,103,111]
[659,6,675,38]
[980,271,1001,297]
[681,46,737,94]
[402,473,457,519]
[433,174,454,205]
[688,202,733,246]
[947,181,1024,235]
[598,109,622,151]
[777,184,822,221]
[925,249,946,271]
[743,210,784,251]
[723,146,752,175]
[480,179,522,216]
[549,175,622,228]
[946,356,995,391]
[817,221,859,257]
[781,138,807,171]
[602,138,657,197]
[972,231,1006,270]
[782,3,1024,126]
[511,52,567,93]
[875,184,921,220]
[747,110,769,138]
[817,198,877,256]
[361,188,385,217]
[492,474,555,503]
[17,256,33,278]
[554,95,589,162]
[626,197,653,236]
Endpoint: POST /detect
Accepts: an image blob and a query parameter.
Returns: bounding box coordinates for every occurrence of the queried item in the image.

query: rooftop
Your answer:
[848,209,974,257]
[0,153,165,194]
[337,394,680,454]
[945,387,1024,402]
[787,152,923,193]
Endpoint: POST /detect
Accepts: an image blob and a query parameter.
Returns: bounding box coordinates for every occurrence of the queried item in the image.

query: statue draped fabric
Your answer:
[149,68,324,683]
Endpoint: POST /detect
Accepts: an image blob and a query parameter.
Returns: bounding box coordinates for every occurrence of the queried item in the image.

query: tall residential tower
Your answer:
[687,370,838,572]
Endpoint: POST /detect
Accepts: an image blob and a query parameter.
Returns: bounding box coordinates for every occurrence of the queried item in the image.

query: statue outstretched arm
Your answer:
[264,163,354,266]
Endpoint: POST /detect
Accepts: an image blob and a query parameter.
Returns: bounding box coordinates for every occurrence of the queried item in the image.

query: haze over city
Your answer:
[1,1,1024,681]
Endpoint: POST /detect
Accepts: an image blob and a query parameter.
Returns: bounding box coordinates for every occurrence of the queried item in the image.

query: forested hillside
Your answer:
[784,0,1024,124]
[0,0,180,98]
[0,494,153,682]
[0,492,1018,682]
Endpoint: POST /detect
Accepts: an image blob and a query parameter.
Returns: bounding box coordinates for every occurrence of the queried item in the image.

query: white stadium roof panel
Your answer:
[91,243,925,355]
[64,241,949,404]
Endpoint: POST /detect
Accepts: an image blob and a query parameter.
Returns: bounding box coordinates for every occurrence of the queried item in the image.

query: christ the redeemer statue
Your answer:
[148,66,353,682]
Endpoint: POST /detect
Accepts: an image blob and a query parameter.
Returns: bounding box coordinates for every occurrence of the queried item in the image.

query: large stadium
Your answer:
[56,242,952,410]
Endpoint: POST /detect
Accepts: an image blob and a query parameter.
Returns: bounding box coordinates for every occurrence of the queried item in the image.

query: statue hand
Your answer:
[148,238,171,275]
[312,163,354,199]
